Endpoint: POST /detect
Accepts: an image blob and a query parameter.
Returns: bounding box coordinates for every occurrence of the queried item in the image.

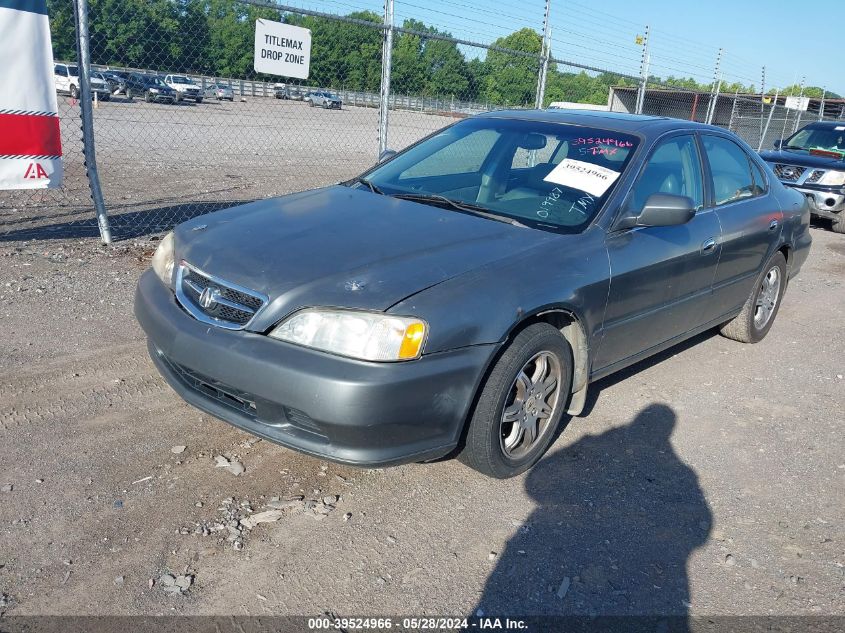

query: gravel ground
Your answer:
[0,218,843,618]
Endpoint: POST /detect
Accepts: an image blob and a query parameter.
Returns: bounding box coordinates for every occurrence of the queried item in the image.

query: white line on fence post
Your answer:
[378,0,394,156]
[74,0,111,244]
[705,48,722,125]
[535,0,552,109]
[759,66,766,142]
[819,87,826,121]
[793,76,805,134]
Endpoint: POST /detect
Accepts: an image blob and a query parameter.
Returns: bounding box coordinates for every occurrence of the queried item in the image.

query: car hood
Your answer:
[175,186,554,331]
[760,149,845,170]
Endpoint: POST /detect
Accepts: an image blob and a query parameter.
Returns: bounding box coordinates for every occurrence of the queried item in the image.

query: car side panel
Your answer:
[387,227,611,355]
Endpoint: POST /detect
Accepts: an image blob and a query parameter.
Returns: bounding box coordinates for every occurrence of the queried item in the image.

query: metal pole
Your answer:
[377,0,394,156]
[635,25,650,114]
[535,0,552,109]
[758,89,778,152]
[792,76,805,134]
[705,48,722,125]
[73,0,111,243]
[727,89,738,131]
[759,66,766,143]
[818,87,826,121]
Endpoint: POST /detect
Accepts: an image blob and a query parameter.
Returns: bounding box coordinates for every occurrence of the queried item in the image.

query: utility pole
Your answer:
[758,88,779,152]
[535,0,552,109]
[705,48,722,125]
[635,25,650,114]
[378,0,394,156]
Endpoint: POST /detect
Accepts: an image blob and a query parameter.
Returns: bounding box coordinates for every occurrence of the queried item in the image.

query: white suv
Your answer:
[163,74,203,103]
[54,63,110,101]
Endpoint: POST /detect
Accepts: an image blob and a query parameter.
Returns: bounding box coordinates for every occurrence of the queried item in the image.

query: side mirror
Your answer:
[773,139,783,150]
[615,193,695,230]
[378,149,397,163]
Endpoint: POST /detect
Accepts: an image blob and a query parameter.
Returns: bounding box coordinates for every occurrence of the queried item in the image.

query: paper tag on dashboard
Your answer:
[543,159,621,197]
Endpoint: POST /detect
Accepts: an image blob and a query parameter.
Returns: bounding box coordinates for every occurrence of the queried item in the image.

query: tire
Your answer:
[145,91,153,103]
[832,217,845,234]
[100,93,110,102]
[195,97,202,104]
[175,93,182,103]
[459,323,572,478]
[719,251,787,343]
[69,84,78,99]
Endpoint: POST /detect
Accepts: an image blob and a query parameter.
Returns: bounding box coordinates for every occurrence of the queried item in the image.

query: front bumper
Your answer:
[134,270,496,466]
[791,186,845,221]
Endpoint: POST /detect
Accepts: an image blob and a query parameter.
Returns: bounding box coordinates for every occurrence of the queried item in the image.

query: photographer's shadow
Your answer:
[476,403,711,617]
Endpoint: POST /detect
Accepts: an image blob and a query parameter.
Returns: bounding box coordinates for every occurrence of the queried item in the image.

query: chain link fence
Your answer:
[1,0,841,242]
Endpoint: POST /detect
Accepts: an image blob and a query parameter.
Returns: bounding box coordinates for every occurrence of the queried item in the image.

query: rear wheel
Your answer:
[719,251,787,343]
[69,84,78,99]
[459,323,572,478]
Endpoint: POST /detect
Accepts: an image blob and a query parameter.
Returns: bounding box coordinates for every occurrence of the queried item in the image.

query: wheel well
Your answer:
[509,309,590,414]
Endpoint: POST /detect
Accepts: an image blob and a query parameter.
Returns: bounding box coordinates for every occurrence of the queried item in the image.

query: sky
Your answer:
[286,0,843,96]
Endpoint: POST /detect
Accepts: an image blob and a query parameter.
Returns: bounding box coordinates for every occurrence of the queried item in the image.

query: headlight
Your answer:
[818,170,845,186]
[269,309,427,361]
[151,231,175,287]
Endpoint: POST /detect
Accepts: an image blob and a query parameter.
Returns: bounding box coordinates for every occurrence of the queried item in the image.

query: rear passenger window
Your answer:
[702,136,760,205]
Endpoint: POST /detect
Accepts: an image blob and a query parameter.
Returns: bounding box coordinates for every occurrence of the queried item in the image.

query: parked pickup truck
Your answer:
[163,74,203,103]
[760,121,845,233]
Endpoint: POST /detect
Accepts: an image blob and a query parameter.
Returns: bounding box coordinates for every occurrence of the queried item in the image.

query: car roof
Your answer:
[475,108,724,136]
[799,121,845,129]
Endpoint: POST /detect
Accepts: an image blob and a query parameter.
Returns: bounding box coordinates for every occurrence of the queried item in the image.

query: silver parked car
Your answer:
[205,83,234,101]
[306,91,342,109]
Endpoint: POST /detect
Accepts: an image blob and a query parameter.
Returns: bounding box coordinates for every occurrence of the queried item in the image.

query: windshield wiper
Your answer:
[782,145,806,151]
[347,177,384,195]
[391,193,527,228]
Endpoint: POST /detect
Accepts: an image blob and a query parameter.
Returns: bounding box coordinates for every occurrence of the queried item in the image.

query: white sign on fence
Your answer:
[784,96,810,112]
[254,19,311,79]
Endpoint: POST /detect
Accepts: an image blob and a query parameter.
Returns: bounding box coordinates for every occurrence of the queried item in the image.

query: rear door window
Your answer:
[702,135,759,205]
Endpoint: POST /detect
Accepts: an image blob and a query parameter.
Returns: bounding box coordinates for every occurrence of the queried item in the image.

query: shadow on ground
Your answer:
[0,199,254,242]
[475,403,712,621]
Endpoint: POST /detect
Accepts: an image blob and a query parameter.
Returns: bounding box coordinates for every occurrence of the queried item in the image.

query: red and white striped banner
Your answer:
[0,0,63,189]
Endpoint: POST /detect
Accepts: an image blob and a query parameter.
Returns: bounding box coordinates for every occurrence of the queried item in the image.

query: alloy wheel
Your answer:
[754,266,781,329]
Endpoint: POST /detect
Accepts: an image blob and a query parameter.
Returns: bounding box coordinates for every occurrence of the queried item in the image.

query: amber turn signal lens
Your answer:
[398,322,427,359]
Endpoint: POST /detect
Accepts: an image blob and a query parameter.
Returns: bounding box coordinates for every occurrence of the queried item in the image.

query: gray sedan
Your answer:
[205,83,234,101]
[135,110,811,478]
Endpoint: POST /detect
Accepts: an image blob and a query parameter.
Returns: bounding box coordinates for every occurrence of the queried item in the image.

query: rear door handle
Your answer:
[701,237,717,254]
[769,219,779,231]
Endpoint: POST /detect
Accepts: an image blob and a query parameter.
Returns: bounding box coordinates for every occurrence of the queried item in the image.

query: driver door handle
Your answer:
[701,237,717,254]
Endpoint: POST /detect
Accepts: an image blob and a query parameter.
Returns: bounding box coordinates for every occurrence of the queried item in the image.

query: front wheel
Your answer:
[69,84,78,99]
[144,91,153,103]
[459,323,572,478]
[831,216,845,234]
[719,251,787,343]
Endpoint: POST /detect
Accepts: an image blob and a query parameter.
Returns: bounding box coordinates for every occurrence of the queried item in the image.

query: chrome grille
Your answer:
[806,170,825,184]
[175,262,268,330]
[772,164,806,182]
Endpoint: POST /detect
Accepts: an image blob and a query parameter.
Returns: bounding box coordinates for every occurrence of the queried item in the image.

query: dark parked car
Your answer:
[124,73,177,104]
[135,110,811,478]
[759,121,845,233]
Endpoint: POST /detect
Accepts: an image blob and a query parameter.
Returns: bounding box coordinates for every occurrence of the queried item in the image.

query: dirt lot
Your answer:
[0,217,843,618]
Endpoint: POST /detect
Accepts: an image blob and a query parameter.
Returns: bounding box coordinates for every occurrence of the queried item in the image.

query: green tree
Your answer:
[484,28,543,106]
[47,0,77,62]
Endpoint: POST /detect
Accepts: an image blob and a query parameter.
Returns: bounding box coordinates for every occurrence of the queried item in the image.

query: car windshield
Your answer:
[785,126,845,153]
[361,117,640,232]
[171,76,191,83]
[68,66,79,77]
[150,78,167,87]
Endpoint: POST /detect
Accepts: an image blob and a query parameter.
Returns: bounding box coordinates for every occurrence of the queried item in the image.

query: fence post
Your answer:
[635,25,650,114]
[793,77,805,133]
[534,0,552,109]
[818,86,826,121]
[74,0,111,243]
[759,66,766,142]
[705,48,722,125]
[727,89,738,131]
[378,0,394,156]
[758,89,778,152]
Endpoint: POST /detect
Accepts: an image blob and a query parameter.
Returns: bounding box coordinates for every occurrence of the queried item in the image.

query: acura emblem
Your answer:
[198,287,221,309]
